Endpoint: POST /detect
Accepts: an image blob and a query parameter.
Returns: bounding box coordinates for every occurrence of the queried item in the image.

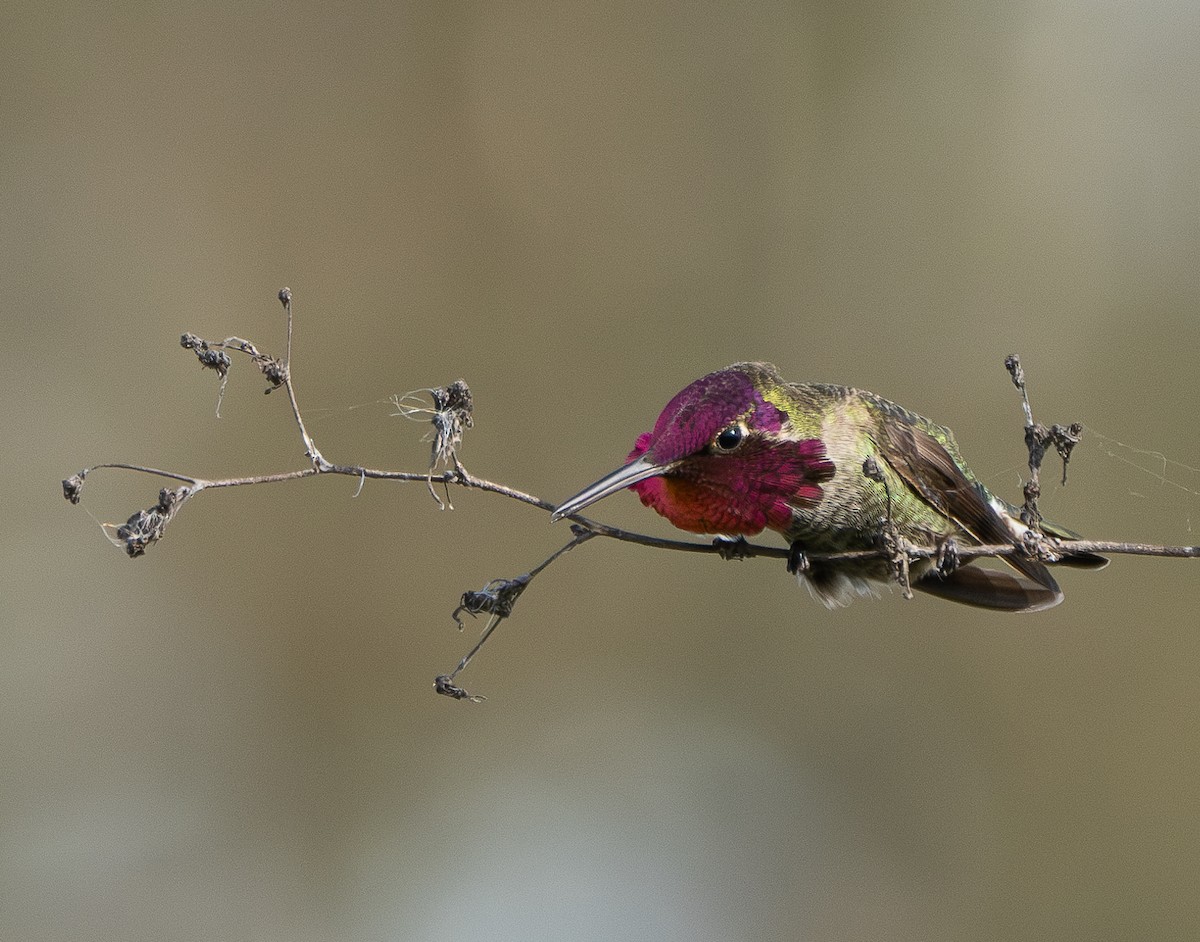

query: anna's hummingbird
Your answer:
[553,362,1106,612]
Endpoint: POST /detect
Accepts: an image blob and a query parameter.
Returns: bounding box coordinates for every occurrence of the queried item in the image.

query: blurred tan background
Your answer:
[5,2,1200,940]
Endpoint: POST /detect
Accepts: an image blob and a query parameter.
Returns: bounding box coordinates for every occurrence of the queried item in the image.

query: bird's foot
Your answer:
[1020,528,1058,562]
[936,536,960,577]
[712,535,751,561]
[787,541,811,575]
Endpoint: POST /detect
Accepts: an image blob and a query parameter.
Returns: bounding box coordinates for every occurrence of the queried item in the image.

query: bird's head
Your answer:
[553,363,835,536]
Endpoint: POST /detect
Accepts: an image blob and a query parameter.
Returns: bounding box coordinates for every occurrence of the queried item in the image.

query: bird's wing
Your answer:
[872,409,1064,610]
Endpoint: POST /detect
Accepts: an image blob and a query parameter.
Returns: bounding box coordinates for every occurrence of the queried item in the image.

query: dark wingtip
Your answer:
[914,564,1064,613]
[1055,551,1109,570]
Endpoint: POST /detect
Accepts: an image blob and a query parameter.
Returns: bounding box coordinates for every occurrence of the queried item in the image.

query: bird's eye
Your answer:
[714,424,745,451]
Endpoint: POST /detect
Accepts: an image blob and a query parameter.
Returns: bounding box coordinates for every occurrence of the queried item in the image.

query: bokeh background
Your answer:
[5,3,1200,940]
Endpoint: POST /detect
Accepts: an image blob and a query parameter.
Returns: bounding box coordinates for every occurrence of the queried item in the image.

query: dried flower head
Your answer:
[104,487,191,557]
[181,333,232,379]
[451,574,530,629]
[392,379,474,508]
[62,472,86,505]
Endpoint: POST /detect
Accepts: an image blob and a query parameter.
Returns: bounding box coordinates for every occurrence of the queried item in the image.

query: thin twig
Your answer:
[1005,354,1083,527]
[277,288,329,471]
[64,455,1200,562]
[435,530,597,701]
[861,455,914,598]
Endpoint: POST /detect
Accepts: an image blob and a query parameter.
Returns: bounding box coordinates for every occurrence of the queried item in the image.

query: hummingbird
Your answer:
[552,362,1106,612]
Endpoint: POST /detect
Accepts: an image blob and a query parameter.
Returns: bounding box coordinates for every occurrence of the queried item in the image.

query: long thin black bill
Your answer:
[551,455,671,520]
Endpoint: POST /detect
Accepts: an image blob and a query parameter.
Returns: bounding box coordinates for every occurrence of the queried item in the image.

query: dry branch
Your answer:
[63,292,1200,700]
